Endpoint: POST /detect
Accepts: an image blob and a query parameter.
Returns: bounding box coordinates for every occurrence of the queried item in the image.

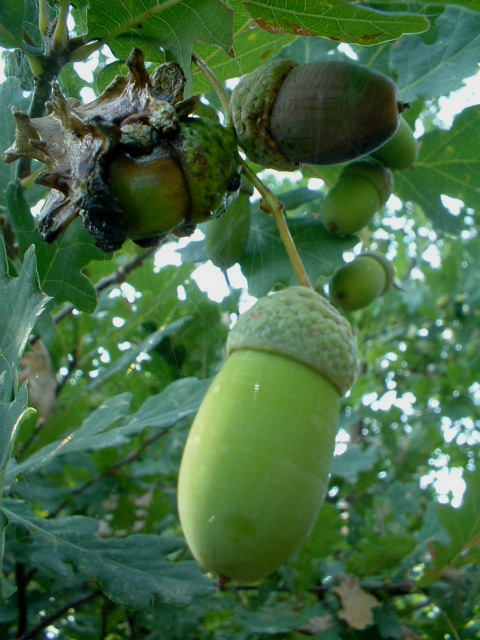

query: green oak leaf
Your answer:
[2,498,213,608]
[5,182,109,312]
[394,105,480,232]
[393,6,480,101]
[239,205,358,298]
[0,236,49,403]
[243,0,429,46]
[86,0,234,85]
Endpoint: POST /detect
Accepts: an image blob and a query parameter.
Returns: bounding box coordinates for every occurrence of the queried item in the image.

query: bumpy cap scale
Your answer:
[229,59,298,170]
[227,286,359,396]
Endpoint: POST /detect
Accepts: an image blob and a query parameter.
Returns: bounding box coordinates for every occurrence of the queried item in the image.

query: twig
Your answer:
[192,52,230,115]
[241,161,312,288]
[51,246,157,325]
[16,591,102,640]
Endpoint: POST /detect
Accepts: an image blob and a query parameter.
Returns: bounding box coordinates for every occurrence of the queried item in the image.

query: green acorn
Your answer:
[177,286,359,584]
[329,252,395,311]
[321,158,394,236]
[371,117,418,170]
[3,49,241,252]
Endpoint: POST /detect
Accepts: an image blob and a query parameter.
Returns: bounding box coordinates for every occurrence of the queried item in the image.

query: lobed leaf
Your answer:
[86,317,192,389]
[0,237,48,404]
[2,499,213,608]
[6,377,209,483]
[242,0,429,46]
[394,105,480,231]
[393,6,480,102]
[5,183,108,312]
[193,0,295,93]
[86,0,234,85]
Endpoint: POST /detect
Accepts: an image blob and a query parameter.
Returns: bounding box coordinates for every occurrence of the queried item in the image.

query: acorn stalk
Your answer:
[177,286,359,584]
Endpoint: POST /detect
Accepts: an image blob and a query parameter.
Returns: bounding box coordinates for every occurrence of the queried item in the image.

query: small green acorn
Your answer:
[329,252,395,311]
[321,158,394,236]
[371,117,418,170]
[202,178,253,271]
[177,286,359,584]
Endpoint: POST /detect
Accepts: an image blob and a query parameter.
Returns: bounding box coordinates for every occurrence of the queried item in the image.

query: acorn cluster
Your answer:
[4,51,416,259]
[4,51,418,586]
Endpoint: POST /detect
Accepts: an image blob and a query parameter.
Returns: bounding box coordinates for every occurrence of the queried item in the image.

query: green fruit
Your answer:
[230,59,407,170]
[371,117,418,170]
[108,117,241,244]
[329,252,395,311]
[321,158,394,236]
[177,287,359,584]
[202,179,253,270]
[3,48,241,252]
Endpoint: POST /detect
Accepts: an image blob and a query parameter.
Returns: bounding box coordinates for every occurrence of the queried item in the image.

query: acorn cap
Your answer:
[360,251,396,295]
[340,157,394,208]
[173,117,241,225]
[226,286,359,396]
[229,59,299,171]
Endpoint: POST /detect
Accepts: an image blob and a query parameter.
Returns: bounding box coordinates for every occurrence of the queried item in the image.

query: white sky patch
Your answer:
[73,54,98,83]
[420,466,466,507]
[307,177,325,190]
[79,87,96,104]
[421,244,441,268]
[112,316,125,328]
[437,70,480,126]
[441,194,464,215]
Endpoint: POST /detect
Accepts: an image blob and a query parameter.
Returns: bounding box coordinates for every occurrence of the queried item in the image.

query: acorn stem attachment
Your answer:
[189,53,312,288]
[240,160,312,289]
[192,52,231,116]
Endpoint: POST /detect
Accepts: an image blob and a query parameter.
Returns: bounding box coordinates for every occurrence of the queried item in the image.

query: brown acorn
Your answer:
[230,59,408,171]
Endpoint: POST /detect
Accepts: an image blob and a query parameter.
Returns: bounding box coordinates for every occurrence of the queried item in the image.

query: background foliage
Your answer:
[0,1,479,639]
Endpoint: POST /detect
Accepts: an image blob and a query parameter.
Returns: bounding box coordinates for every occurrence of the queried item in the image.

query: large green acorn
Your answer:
[230,59,407,170]
[329,252,395,311]
[177,286,359,584]
[3,49,241,252]
[321,158,394,236]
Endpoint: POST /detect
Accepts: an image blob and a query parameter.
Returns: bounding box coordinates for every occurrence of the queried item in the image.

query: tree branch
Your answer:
[51,246,157,325]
